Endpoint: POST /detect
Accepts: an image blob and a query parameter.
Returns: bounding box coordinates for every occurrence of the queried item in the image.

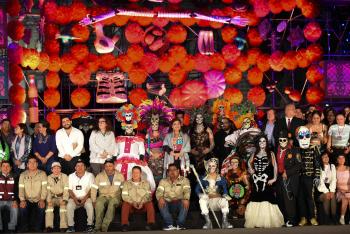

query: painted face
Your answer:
[207,161,217,174]
[218,105,225,115]
[196,114,204,125]
[242,118,251,129]
[259,137,267,149]
[151,114,160,131]
[297,126,311,149]
[125,112,133,121]
[279,137,288,148]
[231,159,239,170]
[125,124,134,135]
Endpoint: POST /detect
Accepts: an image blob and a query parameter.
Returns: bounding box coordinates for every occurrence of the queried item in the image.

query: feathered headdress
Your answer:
[116,104,140,129]
[211,98,232,125]
[139,97,174,126]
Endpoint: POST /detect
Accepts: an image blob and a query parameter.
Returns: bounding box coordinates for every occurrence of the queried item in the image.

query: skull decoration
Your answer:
[124,112,133,122]
[195,114,204,125]
[242,118,252,130]
[151,113,160,131]
[206,158,219,174]
[279,137,288,148]
[297,126,311,149]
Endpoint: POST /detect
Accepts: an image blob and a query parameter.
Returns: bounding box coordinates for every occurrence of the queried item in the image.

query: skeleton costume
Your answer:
[196,158,233,229]
[139,98,174,184]
[296,126,321,226]
[244,135,284,228]
[115,104,156,191]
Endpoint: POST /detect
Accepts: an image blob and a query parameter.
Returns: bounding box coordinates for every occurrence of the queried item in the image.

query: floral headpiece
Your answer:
[188,106,212,124]
[211,98,232,125]
[116,104,140,130]
[139,97,174,126]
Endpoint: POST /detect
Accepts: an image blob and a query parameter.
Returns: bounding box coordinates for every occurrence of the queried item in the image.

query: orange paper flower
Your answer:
[129,88,148,106]
[167,24,187,44]
[224,66,242,85]
[69,65,91,86]
[46,112,61,131]
[247,86,266,107]
[46,72,61,89]
[9,85,26,105]
[44,88,61,108]
[247,67,263,86]
[71,88,91,108]
[127,44,144,63]
[223,88,243,105]
[168,66,187,86]
[128,66,148,85]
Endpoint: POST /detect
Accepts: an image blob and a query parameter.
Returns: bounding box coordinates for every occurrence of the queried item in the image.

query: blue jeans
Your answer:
[0,201,18,231]
[19,201,45,231]
[159,201,188,227]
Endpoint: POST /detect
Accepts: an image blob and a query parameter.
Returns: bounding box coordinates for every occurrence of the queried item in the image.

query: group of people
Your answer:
[0,98,349,233]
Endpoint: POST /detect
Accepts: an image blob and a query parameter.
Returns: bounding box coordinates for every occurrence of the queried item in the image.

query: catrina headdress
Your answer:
[116,104,140,130]
[188,106,212,124]
[139,97,174,126]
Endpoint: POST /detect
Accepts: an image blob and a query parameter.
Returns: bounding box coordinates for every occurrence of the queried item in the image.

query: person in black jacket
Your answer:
[214,117,235,166]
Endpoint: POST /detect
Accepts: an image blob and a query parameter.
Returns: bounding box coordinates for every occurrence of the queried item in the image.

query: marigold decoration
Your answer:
[43,1,58,22]
[159,55,176,73]
[37,52,50,72]
[60,53,78,73]
[169,46,187,63]
[134,16,153,27]
[247,28,263,47]
[283,51,298,70]
[72,111,89,119]
[167,24,187,44]
[71,88,91,108]
[223,87,243,105]
[306,64,324,84]
[46,112,61,131]
[181,80,208,108]
[179,55,195,72]
[268,0,283,14]
[45,72,60,89]
[222,44,241,65]
[269,51,284,71]
[128,88,148,106]
[9,63,23,84]
[210,53,226,70]
[9,85,26,105]
[21,49,40,70]
[169,88,184,109]
[99,53,118,70]
[55,6,73,25]
[114,55,132,72]
[69,65,91,86]
[84,54,100,73]
[288,90,301,102]
[193,54,210,73]
[128,66,147,85]
[70,1,88,22]
[48,55,61,72]
[71,24,90,43]
[169,66,187,86]
[9,106,27,128]
[140,53,159,74]
[301,0,320,18]
[8,43,23,64]
[224,66,242,85]
[221,26,238,44]
[295,48,310,68]
[44,23,59,40]
[125,23,145,44]
[247,86,266,107]
[247,67,263,86]
[256,53,270,72]
[303,21,322,43]
[306,44,323,62]
[281,0,296,11]
[109,15,129,26]
[209,8,225,29]
[179,18,198,27]
[127,44,144,63]
[7,20,25,41]
[6,0,21,16]
[306,86,324,105]
[253,0,270,17]
[247,48,262,65]
[44,88,61,108]
[44,39,60,55]
[235,55,250,72]
[71,44,89,62]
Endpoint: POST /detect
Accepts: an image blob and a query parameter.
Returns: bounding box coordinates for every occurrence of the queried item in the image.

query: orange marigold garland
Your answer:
[235,55,250,72]
[169,45,187,64]
[247,48,262,65]
[48,55,61,72]
[127,44,144,63]
[159,55,176,73]
[247,28,263,47]
[179,55,195,72]
[140,53,159,74]
[256,53,271,72]
[44,89,61,108]
[71,88,91,108]
[71,44,89,62]
[247,86,266,107]
[38,52,50,72]
[46,72,61,89]
[84,54,100,73]
[168,66,187,86]
[129,88,148,106]
[210,53,226,70]
[224,66,242,85]
[221,26,238,44]
[46,112,61,131]
[167,24,187,44]
[223,88,243,105]
[194,53,211,73]
[9,85,26,105]
[125,23,145,44]
[117,55,133,72]
[222,44,241,64]
[269,51,285,71]
[71,24,90,43]
[69,65,91,86]
[247,67,263,86]
[60,53,78,73]
[7,20,25,41]
[21,49,40,70]
[9,63,24,84]
[99,53,118,71]
[283,51,298,70]
[128,66,148,85]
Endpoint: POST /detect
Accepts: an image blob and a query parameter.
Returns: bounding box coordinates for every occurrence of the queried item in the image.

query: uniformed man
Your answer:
[18,156,47,232]
[45,162,69,232]
[156,163,191,231]
[121,166,155,232]
[91,159,124,232]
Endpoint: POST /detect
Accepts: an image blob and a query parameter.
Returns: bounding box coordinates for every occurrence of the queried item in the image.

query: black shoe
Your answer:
[85,225,95,233]
[66,226,75,233]
[122,225,129,232]
[145,224,154,231]
[45,227,54,233]
[60,228,68,233]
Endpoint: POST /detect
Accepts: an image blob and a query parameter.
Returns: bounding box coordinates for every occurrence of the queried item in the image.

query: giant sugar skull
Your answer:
[124,112,133,122]
[297,126,311,149]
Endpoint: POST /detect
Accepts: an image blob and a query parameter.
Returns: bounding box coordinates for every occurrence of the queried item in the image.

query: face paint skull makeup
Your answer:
[242,118,251,129]
[279,138,288,148]
[125,124,134,135]
[259,137,267,149]
[151,114,160,131]
[196,114,204,125]
[297,126,311,149]
[206,158,219,174]
[125,112,133,121]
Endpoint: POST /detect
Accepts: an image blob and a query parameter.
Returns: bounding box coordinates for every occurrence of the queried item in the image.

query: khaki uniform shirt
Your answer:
[91,170,124,203]
[47,173,69,202]
[19,170,47,203]
[156,176,191,202]
[122,180,151,204]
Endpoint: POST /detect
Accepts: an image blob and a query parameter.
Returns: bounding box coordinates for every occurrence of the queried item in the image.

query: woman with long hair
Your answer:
[336,155,350,225]
[11,123,32,174]
[307,111,328,151]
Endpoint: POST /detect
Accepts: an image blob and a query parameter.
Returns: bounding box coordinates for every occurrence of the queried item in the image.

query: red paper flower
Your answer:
[304,21,322,42]
[117,55,133,72]
[45,23,59,40]
[169,88,184,109]
[301,1,320,18]
[306,86,324,104]
[179,55,195,72]
[44,40,60,55]
[71,88,91,108]
[99,53,118,71]
[9,85,26,105]
[71,1,88,22]
[306,64,324,84]
[71,24,90,43]
[44,1,58,23]
[295,48,310,68]
[224,66,242,85]
[127,44,144,63]
[125,23,145,44]
[247,28,263,47]
[247,67,263,86]
[140,53,159,74]
[247,86,266,107]
[194,53,211,73]
[7,20,25,41]
[222,44,241,65]
[55,6,73,25]
[46,72,61,89]
[181,80,208,108]
[306,44,323,62]
[69,65,91,86]
[129,88,148,106]
[44,88,61,108]
[8,42,23,64]
[253,0,270,17]
[128,66,148,85]
[9,63,23,84]
[167,25,187,44]
[209,9,225,29]
[221,26,238,44]
[60,53,78,73]
[6,0,21,16]
[71,44,89,62]
[9,106,27,127]
[169,66,187,86]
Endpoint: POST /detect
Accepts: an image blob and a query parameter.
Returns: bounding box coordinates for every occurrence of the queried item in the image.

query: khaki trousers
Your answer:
[67,198,94,227]
[95,196,120,231]
[45,197,68,228]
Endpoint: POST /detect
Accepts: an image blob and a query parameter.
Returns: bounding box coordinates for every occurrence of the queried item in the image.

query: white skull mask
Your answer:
[279,138,288,148]
[125,112,133,121]
[297,126,311,149]
[196,114,204,125]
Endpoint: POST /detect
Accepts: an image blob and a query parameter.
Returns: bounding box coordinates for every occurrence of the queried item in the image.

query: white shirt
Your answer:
[89,130,117,164]
[56,127,84,158]
[318,164,337,193]
[328,124,350,147]
[68,171,95,198]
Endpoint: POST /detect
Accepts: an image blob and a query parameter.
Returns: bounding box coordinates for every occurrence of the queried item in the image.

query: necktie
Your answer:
[287,118,291,129]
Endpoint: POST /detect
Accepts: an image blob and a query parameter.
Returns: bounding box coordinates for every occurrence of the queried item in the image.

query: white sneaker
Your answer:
[176,225,186,230]
[285,221,293,227]
[163,225,176,231]
[340,217,345,225]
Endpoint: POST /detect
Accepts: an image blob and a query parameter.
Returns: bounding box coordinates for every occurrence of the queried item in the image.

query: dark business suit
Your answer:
[273,117,305,147]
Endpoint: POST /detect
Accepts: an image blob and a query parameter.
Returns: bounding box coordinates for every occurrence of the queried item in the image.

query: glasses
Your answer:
[298,133,310,139]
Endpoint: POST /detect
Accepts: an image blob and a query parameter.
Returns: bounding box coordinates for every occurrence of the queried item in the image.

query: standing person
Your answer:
[175,110,189,134]
[336,155,350,225]
[156,163,191,230]
[245,135,284,228]
[324,109,336,128]
[214,117,235,166]
[306,111,328,151]
[91,159,124,232]
[1,119,14,146]
[262,109,277,148]
[66,159,95,233]
[11,123,32,175]
[163,119,191,177]
[121,166,155,232]
[273,103,304,147]
[295,107,305,120]
[89,117,116,176]
[56,116,84,175]
[18,156,47,232]
[327,113,350,165]
[45,162,69,232]
[0,161,18,233]
[33,120,57,174]
[317,153,337,225]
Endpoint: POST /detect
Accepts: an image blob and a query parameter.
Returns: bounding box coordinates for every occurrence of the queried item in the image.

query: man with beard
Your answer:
[214,117,235,166]
[56,116,84,175]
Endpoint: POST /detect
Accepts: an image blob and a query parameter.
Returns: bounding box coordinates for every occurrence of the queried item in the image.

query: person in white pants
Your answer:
[195,158,233,229]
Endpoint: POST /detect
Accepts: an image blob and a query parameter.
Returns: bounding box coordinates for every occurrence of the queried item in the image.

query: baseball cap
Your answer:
[51,162,61,168]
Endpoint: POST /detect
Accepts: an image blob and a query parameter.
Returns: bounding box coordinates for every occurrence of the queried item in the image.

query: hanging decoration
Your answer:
[94,23,120,54]
[203,70,226,99]
[96,71,127,104]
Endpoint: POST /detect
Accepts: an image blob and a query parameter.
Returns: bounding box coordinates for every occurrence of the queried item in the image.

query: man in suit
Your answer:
[273,103,304,147]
